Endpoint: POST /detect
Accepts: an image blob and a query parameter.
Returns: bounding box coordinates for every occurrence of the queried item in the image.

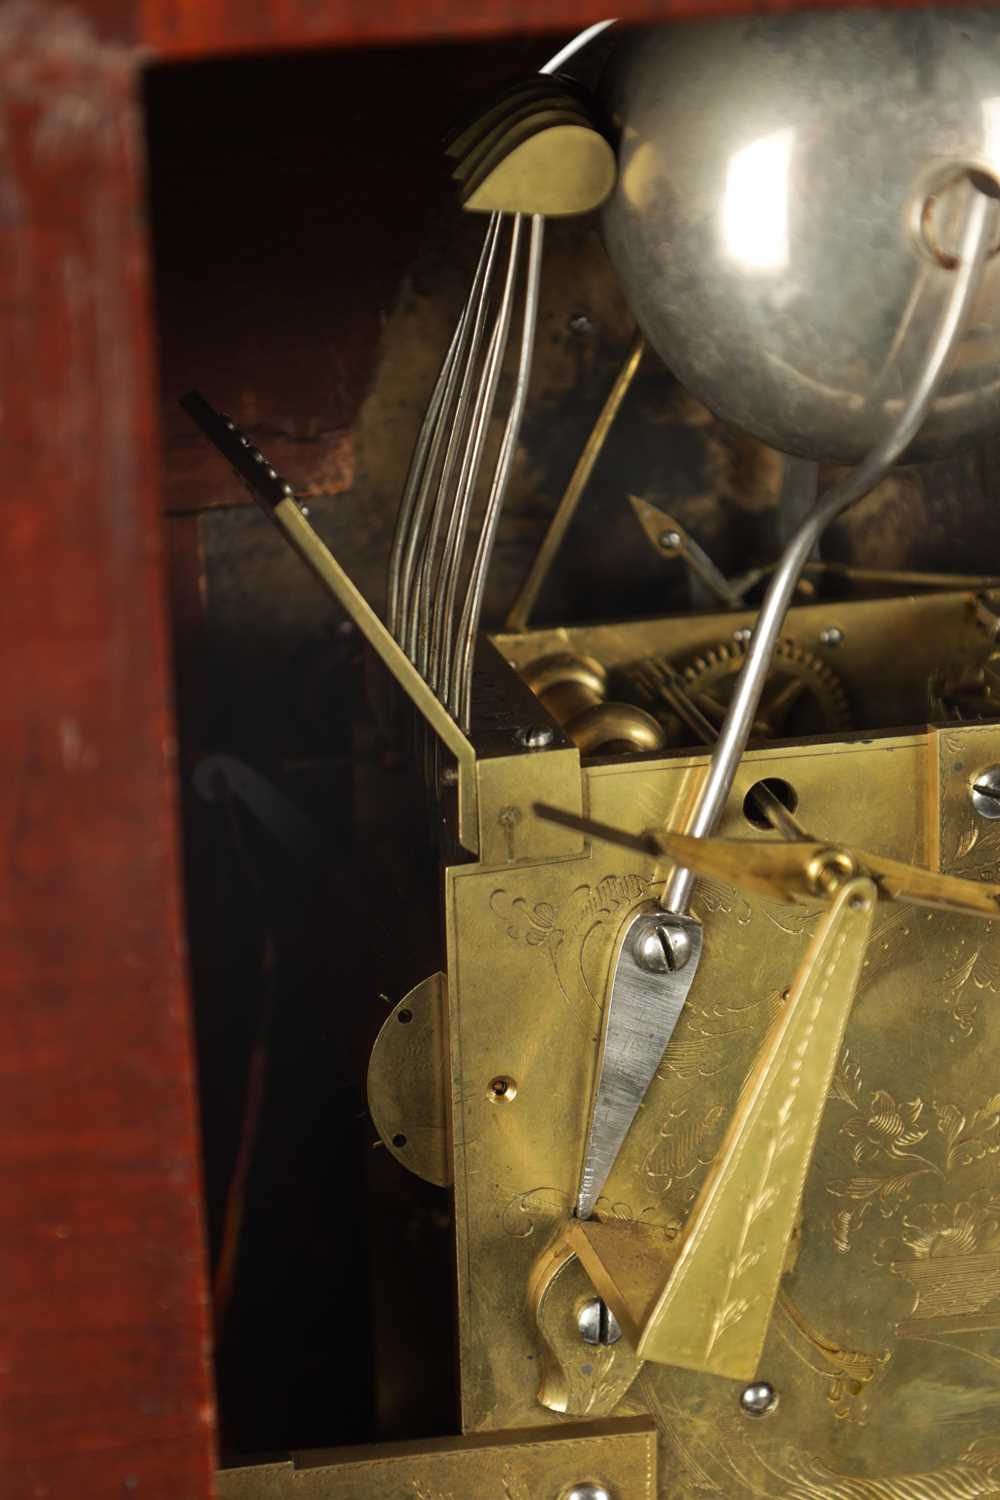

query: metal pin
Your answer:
[740,1381,778,1417]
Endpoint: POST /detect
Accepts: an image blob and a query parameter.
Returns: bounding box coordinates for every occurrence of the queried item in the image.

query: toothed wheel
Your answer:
[680,638,851,740]
[629,637,851,745]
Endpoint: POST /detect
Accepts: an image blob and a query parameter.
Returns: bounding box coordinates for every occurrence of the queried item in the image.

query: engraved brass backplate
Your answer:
[445,721,1000,1495]
[217,1417,657,1499]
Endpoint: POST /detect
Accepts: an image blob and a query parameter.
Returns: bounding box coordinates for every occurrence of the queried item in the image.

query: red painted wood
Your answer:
[0,11,216,1499]
[142,0,961,61]
[141,0,613,56]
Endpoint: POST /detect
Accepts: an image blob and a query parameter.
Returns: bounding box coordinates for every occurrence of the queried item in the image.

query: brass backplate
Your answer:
[445,715,1000,1495]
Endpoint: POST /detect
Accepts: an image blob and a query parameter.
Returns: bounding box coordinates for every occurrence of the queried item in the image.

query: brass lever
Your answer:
[533,802,1000,920]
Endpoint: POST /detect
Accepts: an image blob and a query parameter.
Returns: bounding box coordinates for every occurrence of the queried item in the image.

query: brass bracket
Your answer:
[217,1417,658,1499]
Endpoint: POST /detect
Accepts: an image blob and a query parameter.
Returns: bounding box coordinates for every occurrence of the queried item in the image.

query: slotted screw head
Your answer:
[577,1298,622,1346]
[633,916,693,973]
[971,766,1000,819]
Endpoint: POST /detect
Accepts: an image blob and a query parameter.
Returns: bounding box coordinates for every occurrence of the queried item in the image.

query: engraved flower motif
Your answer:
[489,889,556,945]
[901,1192,1000,1260]
[842,1090,927,1165]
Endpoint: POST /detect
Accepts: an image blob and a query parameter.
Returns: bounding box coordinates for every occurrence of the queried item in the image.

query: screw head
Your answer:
[971,765,1000,818]
[740,1381,778,1417]
[659,529,682,551]
[633,916,693,974]
[516,724,555,750]
[733,627,752,643]
[561,1486,614,1500]
[577,1298,622,1346]
[820,625,844,648]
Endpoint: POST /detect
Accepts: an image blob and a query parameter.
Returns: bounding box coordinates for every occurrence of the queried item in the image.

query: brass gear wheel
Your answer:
[679,637,851,741]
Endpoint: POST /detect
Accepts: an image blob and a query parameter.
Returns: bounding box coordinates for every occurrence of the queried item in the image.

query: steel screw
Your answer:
[740,1381,778,1417]
[577,1298,622,1347]
[659,530,682,551]
[971,765,1000,819]
[633,917,693,974]
[820,625,844,648]
[516,724,555,750]
[733,627,752,643]
[561,1486,614,1500]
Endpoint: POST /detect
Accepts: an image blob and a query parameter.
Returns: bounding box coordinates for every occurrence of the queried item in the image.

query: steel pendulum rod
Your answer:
[411,217,504,673]
[396,214,501,662]
[392,222,490,647]
[662,180,996,914]
[453,214,545,728]
[430,216,524,694]
[387,292,468,640]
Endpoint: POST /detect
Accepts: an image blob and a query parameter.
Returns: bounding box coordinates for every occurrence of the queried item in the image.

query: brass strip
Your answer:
[272,498,478,852]
[505,331,645,630]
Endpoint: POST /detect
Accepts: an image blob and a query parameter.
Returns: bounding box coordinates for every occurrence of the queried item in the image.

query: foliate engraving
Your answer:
[940,945,1000,1038]
[642,1105,727,1197]
[776,1289,890,1425]
[826,1047,1000,1262]
[489,874,652,1025]
[933,1094,1000,1172]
